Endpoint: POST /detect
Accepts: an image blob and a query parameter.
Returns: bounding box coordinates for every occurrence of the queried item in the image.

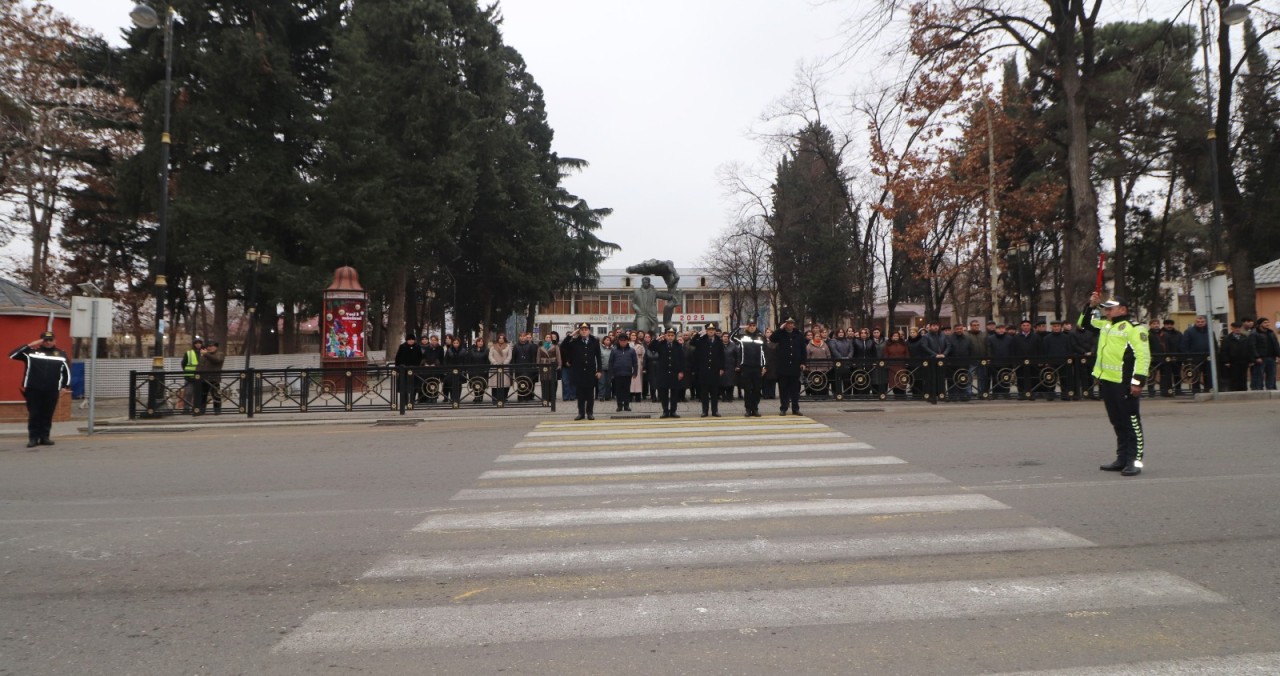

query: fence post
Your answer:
[128,370,137,419]
[245,369,256,418]
[399,366,408,415]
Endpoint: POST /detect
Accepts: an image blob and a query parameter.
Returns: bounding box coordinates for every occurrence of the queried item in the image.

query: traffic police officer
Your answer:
[690,323,726,417]
[10,330,71,448]
[1080,294,1151,476]
[735,318,767,417]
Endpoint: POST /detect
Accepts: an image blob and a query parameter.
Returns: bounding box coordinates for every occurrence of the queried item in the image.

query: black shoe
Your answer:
[670,413,680,418]
[1121,463,1142,476]
[712,412,721,417]
[1099,459,1125,472]
[701,413,708,418]
[26,439,37,448]
[779,410,787,416]
[624,404,631,411]
[659,413,670,419]
[792,409,800,416]
[574,414,585,421]
[616,405,623,412]
[38,438,54,446]
[587,414,595,421]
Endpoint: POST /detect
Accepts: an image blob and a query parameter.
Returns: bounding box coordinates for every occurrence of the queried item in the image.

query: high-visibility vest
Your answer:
[183,349,200,379]
[1080,310,1151,386]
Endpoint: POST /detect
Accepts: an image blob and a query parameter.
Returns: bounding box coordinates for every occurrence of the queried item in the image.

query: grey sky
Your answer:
[40,0,856,269]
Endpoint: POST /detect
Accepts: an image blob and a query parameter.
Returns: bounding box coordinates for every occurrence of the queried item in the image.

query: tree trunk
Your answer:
[1112,175,1127,299]
[282,303,296,354]
[212,285,228,346]
[1059,62,1101,314]
[1216,12,1257,320]
[385,267,407,354]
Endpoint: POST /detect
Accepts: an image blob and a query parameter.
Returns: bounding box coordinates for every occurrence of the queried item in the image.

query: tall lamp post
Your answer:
[1199,1,1250,262]
[243,249,272,370]
[131,3,173,416]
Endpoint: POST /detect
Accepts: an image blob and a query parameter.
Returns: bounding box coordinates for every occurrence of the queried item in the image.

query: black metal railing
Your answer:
[129,364,559,418]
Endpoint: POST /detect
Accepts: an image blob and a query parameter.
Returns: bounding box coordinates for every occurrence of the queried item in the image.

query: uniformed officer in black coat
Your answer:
[10,330,70,448]
[648,327,686,418]
[562,322,603,419]
[690,322,726,417]
[769,317,808,415]
[735,318,767,417]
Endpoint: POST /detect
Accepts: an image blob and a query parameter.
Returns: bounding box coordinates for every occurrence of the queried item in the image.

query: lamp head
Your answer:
[130,4,160,29]
[1222,4,1250,26]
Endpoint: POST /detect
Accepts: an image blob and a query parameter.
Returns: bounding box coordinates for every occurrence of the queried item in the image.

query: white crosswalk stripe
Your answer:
[275,571,1224,653]
[274,414,1256,668]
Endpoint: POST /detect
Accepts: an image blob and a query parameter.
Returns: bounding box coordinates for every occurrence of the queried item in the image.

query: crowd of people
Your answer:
[386,311,1277,407]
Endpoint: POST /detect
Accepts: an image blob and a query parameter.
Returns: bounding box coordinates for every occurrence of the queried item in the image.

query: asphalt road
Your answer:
[1,398,1277,675]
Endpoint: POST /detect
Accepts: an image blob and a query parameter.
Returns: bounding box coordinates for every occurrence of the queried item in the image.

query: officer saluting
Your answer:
[10,330,71,448]
[735,318,767,417]
[690,322,725,418]
[770,317,807,416]
[562,322,602,420]
[1079,293,1151,476]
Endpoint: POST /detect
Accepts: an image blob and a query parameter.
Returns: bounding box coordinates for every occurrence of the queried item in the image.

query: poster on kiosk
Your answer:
[323,295,365,359]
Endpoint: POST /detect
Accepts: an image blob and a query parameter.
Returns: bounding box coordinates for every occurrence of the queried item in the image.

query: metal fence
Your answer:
[129,364,559,418]
[131,353,1212,417]
[788,353,1213,402]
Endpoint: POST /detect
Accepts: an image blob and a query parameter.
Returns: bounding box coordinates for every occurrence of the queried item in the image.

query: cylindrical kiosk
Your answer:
[320,266,369,405]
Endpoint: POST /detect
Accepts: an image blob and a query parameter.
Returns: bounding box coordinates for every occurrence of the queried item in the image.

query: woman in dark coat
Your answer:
[719,332,739,401]
[882,331,911,399]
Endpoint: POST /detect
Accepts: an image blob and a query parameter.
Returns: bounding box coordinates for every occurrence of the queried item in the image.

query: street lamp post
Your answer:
[131,3,173,416]
[1199,1,1250,263]
[243,249,272,370]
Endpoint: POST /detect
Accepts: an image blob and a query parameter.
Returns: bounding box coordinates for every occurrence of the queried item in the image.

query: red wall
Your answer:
[0,316,71,402]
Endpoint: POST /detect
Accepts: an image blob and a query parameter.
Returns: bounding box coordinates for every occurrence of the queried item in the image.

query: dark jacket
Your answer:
[1252,327,1279,359]
[690,332,726,383]
[10,345,70,392]
[1040,331,1073,359]
[562,334,603,385]
[394,341,423,367]
[769,327,807,377]
[852,338,877,360]
[921,331,952,357]
[1220,332,1257,365]
[827,337,854,360]
[1180,325,1215,355]
[736,330,767,370]
[512,340,539,365]
[907,334,930,359]
[1157,328,1183,356]
[948,332,972,359]
[607,344,638,379]
[422,343,444,366]
[1010,331,1041,358]
[648,338,686,388]
[986,332,1013,358]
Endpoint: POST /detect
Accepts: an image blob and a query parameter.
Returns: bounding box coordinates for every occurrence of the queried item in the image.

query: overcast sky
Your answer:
[39,0,865,270]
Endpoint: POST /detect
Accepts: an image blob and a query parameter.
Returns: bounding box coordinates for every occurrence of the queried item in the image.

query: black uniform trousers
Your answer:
[24,389,58,442]
[657,382,679,416]
[613,376,631,410]
[739,367,762,414]
[575,376,597,416]
[697,377,719,415]
[778,373,802,413]
[1099,380,1144,464]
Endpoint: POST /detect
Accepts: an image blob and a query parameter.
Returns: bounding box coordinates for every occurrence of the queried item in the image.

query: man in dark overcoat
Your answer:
[770,317,807,416]
[649,327,686,418]
[562,322,603,419]
[690,323,725,417]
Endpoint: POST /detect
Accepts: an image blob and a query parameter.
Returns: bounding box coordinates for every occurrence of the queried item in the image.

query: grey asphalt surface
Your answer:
[0,397,1277,674]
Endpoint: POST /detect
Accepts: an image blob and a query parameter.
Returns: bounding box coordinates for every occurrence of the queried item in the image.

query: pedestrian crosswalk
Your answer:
[272,415,1280,672]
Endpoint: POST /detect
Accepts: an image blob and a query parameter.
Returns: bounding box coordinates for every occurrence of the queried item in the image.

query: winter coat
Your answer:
[488,342,513,389]
[769,328,808,377]
[690,333,726,384]
[562,334,603,387]
[196,349,226,385]
[720,339,739,387]
[394,342,423,367]
[882,339,911,389]
[631,342,646,393]
[648,338,686,388]
[536,343,560,383]
[1180,325,1214,355]
[608,344,638,379]
[827,337,854,360]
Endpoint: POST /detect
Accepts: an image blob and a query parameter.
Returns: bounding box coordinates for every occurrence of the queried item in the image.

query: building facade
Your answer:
[535,269,764,338]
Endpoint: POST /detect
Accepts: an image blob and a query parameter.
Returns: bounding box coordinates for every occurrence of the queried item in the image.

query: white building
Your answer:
[535,268,753,338]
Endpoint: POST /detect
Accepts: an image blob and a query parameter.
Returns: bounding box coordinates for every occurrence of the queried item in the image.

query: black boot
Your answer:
[26,438,37,448]
[1121,462,1142,476]
[1099,458,1125,471]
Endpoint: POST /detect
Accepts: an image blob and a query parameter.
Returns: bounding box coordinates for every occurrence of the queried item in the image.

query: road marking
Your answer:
[276,570,1224,652]
[412,494,1008,531]
[991,652,1280,675]
[514,431,847,448]
[452,472,951,500]
[365,527,1093,578]
[496,441,874,463]
[479,456,906,479]
[534,416,816,430]
[524,423,828,437]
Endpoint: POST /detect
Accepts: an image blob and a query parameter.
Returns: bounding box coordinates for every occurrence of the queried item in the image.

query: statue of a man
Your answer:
[631,277,675,333]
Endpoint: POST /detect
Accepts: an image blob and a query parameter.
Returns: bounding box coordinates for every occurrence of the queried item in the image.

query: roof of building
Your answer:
[586,268,727,291]
[1256,258,1280,287]
[0,278,70,317]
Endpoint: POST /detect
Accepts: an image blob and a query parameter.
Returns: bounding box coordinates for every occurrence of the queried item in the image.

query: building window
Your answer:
[610,295,630,314]
[684,293,721,314]
[623,277,632,288]
[699,277,707,288]
[539,296,573,315]
[576,294,609,315]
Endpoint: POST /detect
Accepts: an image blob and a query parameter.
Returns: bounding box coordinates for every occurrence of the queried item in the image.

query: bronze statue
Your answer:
[627,259,682,332]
